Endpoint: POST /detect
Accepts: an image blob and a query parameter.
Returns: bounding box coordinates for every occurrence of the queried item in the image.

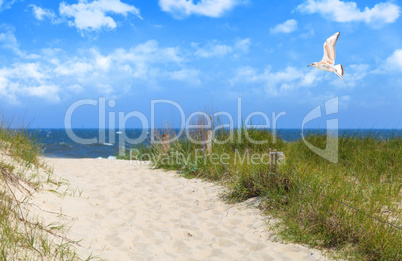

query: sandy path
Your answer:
[31,158,328,261]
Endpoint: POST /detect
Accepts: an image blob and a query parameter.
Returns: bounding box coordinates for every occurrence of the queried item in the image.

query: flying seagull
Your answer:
[308,32,344,81]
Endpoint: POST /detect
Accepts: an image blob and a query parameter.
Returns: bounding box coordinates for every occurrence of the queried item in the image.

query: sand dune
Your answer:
[30,158,328,260]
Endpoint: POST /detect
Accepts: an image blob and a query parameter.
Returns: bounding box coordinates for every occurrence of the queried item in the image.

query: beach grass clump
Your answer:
[0,116,84,260]
[0,116,43,168]
[139,123,401,261]
[279,133,401,260]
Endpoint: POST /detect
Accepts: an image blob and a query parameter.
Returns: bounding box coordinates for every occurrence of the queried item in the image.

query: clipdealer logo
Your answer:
[64,97,339,163]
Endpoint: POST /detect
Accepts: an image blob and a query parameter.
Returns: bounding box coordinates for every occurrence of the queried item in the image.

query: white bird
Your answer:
[308,32,344,81]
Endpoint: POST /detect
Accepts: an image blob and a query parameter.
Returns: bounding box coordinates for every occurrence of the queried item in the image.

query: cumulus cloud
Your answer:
[0,40,203,104]
[164,68,201,85]
[383,49,402,72]
[234,38,251,53]
[296,0,400,27]
[67,84,84,93]
[346,64,369,80]
[0,62,60,103]
[270,19,298,34]
[59,0,142,32]
[30,5,57,21]
[159,0,245,18]
[0,0,18,12]
[49,40,195,88]
[231,66,323,96]
[192,38,250,58]
[230,64,370,98]
[193,42,232,58]
[0,26,39,58]
[0,26,19,52]
[24,85,60,101]
[54,60,94,76]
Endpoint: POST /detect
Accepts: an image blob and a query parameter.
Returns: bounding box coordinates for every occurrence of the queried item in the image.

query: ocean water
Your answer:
[31,129,401,159]
[34,129,150,159]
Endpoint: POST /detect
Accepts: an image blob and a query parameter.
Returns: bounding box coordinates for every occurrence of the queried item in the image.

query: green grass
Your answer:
[129,127,401,260]
[0,116,89,260]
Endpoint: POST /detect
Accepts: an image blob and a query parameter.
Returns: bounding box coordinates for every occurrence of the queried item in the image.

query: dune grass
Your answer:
[128,127,401,260]
[0,117,88,260]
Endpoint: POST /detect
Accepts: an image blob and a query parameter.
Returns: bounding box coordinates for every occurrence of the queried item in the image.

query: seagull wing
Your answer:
[321,32,340,65]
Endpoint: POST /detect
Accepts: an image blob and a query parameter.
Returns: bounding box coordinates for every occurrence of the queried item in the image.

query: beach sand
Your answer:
[29,158,328,260]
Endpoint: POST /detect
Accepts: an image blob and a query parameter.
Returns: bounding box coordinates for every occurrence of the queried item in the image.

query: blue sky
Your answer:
[0,0,401,129]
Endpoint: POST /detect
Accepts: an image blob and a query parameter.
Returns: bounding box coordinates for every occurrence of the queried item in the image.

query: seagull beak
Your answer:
[307,64,312,67]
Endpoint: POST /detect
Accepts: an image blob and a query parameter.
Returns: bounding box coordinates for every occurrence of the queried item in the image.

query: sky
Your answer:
[0,0,401,129]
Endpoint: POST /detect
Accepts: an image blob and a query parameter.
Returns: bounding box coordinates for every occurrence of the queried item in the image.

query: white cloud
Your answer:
[0,26,19,52]
[54,60,94,76]
[296,0,400,27]
[0,62,60,104]
[30,5,57,21]
[0,39,203,104]
[0,0,18,12]
[192,38,250,58]
[234,38,251,53]
[299,68,322,86]
[370,49,402,74]
[383,49,402,72]
[59,0,142,32]
[7,63,46,80]
[49,40,185,84]
[92,49,111,70]
[67,84,84,93]
[308,93,352,110]
[231,66,322,96]
[159,0,245,18]
[111,40,182,65]
[270,19,298,34]
[346,64,369,80]
[166,69,201,85]
[231,64,370,97]
[24,85,60,102]
[59,41,200,88]
[193,42,232,58]
[0,26,40,59]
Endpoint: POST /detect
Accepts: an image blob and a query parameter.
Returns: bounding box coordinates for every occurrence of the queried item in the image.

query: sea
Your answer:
[31,129,401,159]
